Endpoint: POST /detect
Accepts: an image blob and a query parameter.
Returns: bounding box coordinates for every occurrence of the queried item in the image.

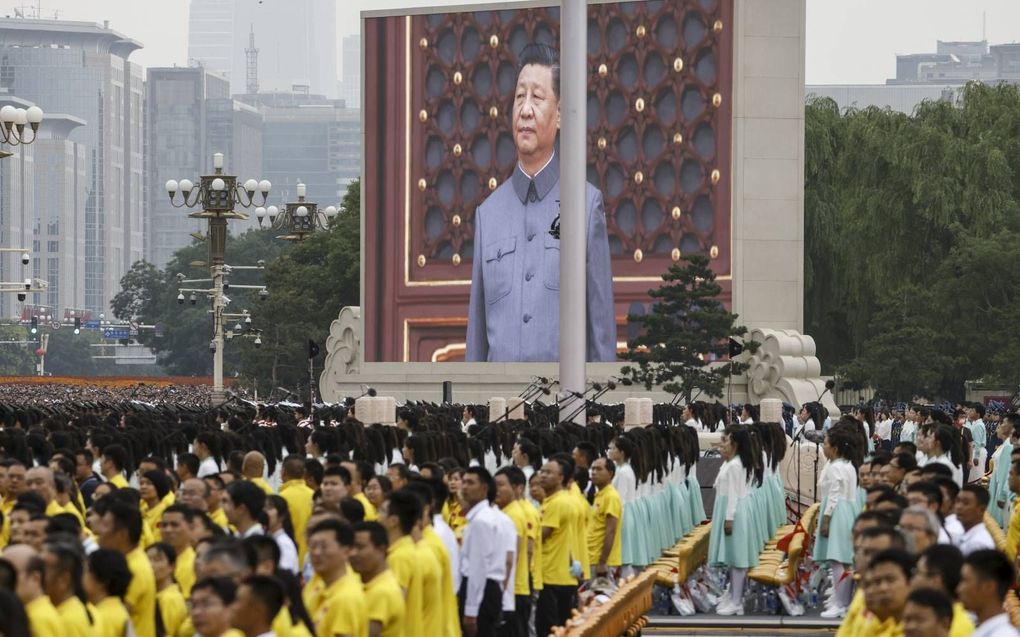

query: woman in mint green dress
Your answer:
[707,425,760,616]
[812,420,864,620]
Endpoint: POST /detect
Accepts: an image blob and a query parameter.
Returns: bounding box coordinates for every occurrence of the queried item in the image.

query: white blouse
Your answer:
[930,452,964,487]
[613,461,638,505]
[818,458,857,515]
[713,457,751,521]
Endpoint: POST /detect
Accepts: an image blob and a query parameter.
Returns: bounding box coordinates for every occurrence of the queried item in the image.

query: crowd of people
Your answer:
[0,390,1017,637]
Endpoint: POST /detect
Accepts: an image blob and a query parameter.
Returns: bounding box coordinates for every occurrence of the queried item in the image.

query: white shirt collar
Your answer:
[517,152,555,179]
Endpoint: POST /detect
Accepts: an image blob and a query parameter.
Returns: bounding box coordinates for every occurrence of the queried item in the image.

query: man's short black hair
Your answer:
[103,444,128,472]
[86,549,132,597]
[933,476,960,501]
[240,575,286,623]
[964,549,1015,600]
[192,576,237,605]
[906,587,954,622]
[516,42,560,99]
[177,453,200,477]
[868,548,915,580]
[323,465,352,486]
[918,544,964,598]
[960,484,990,509]
[163,504,197,522]
[99,499,143,546]
[226,480,266,521]
[353,521,388,549]
[906,483,943,507]
[308,518,354,547]
[384,490,421,535]
[894,441,917,456]
[891,452,918,472]
[339,497,365,524]
[573,442,597,466]
[859,525,907,549]
[304,459,324,486]
[243,535,281,569]
[921,463,954,480]
[388,463,411,482]
[495,466,527,489]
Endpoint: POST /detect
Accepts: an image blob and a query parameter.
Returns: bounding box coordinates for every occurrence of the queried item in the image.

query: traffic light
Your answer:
[73,317,81,335]
[29,316,37,335]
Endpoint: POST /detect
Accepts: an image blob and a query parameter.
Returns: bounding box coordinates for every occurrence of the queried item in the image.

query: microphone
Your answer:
[592,382,603,392]
[606,380,617,390]
[355,386,377,399]
[818,379,836,401]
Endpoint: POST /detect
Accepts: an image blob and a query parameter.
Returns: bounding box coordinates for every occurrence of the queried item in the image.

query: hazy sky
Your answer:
[0,0,1018,85]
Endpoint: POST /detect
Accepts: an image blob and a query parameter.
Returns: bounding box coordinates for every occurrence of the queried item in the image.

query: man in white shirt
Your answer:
[957,549,1020,637]
[194,432,221,478]
[954,485,995,556]
[459,467,506,637]
[494,501,518,630]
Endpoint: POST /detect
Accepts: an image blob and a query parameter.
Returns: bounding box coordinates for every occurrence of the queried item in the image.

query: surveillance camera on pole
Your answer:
[254,336,262,348]
[21,253,29,266]
[177,292,185,305]
[16,292,25,302]
[189,293,197,306]
[23,278,31,291]
[258,289,268,301]
[209,340,217,353]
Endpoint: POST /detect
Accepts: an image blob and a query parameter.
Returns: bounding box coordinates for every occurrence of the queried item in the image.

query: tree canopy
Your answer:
[805,83,1020,400]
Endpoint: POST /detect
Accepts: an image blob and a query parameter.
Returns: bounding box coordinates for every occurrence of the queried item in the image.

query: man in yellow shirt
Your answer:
[902,588,953,637]
[587,458,622,578]
[95,498,157,637]
[230,574,286,637]
[495,466,533,637]
[5,543,63,634]
[351,521,406,637]
[910,544,975,637]
[242,452,275,496]
[855,549,913,637]
[379,490,425,637]
[280,455,316,562]
[189,576,242,637]
[307,518,368,637]
[41,538,92,637]
[321,466,352,513]
[159,504,197,597]
[404,480,456,637]
[343,460,378,521]
[536,457,577,637]
[101,445,131,489]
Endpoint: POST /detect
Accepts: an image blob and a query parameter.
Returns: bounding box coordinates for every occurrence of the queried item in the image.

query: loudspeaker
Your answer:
[442,381,453,404]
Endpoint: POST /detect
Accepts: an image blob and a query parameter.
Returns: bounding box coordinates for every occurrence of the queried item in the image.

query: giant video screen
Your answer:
[362,0,733,362]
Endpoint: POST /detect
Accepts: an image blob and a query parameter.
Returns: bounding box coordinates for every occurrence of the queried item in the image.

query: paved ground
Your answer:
[645,614,839,636]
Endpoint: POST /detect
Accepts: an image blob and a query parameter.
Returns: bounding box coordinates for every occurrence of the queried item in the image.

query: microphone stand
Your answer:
[562,383,611,425]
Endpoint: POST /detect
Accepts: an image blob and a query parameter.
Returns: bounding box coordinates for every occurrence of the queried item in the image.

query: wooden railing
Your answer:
[549,570,656,637]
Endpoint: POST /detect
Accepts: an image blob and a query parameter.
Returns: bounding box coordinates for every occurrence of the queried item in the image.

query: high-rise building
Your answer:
[0,18,145,314]
[188,0,235,79]
[188,0,337,98]
[238,92,357,208]
[339,34,360,109]
[145,67,231,268]
[205,97,263,232]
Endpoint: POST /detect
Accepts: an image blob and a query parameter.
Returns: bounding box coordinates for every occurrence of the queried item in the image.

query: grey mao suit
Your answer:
[465,154,617,362]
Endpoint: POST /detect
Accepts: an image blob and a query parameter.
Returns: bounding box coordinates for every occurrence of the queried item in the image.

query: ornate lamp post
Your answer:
[165,152,270,401]
[254,182,337,241]
[0,105,44,158]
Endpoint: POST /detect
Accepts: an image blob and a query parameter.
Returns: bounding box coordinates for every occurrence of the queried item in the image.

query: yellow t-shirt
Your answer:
[303,573,326,620]
[522,499,542,591]
[26,596,63,636]
[251,477,275,495]
[540,490,576,586]
[274,607,314,637]
[364,570,406,637]
[1007,505,1020,561]
[280,479,315,562]
[108,474,129,489]
[156,584,188,637]
[314,570,368,637]
[420,526,459,637]
[414,538,443,637]
[836,589,866,637]
[851,615,904,637]
[56,595,92,637]
[588,484,623,568]
[91,597,130,637]
[568,483,591,578]
[125,545,157,637]
[142,493,175,544]
[354,492,378,521]
[174,546,197,598]
[502,500,531,596]
[950,602,975,637]
[387,535,424,637]
[210,507,229,531]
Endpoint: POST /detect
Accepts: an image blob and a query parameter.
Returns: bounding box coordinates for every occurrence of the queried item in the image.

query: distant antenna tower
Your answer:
[245,24,259,95]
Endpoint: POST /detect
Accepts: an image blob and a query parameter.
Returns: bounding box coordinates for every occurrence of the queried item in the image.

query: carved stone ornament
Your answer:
[744,327,838,417]
[321,306,362,400]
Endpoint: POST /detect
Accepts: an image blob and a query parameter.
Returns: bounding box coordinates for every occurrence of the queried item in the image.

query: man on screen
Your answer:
[466,43,616,362]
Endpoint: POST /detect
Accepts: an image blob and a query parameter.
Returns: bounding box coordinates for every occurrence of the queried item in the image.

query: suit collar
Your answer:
[512,151,559,204]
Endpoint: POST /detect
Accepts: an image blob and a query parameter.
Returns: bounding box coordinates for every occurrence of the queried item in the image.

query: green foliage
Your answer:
[0,324,36,375]
[805,83,1020,399]
[621,254,756,401]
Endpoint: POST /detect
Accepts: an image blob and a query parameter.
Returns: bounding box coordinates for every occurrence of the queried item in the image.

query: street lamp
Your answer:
[166,152,270,402]
[254,182,338,241]
[0,105,43,158]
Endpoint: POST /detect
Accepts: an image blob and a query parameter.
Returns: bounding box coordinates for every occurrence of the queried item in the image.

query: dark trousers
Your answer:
[536,585,576,637]
[458,577,503,636]
[513,594,531,637]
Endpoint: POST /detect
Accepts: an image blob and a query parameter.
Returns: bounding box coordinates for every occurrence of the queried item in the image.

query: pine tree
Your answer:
[622,254,756,402]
